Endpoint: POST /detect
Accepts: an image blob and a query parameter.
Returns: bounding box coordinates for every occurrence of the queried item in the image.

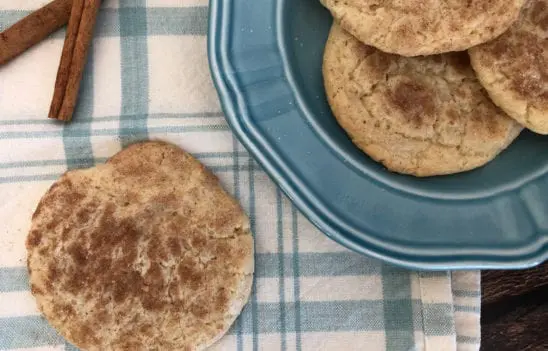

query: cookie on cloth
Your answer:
[26,141,254,350]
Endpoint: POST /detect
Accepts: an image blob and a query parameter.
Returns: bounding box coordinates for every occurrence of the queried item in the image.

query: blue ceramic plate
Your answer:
[208,0,548,270]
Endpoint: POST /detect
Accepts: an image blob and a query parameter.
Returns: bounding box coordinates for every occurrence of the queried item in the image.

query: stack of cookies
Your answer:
[320,0,547,177]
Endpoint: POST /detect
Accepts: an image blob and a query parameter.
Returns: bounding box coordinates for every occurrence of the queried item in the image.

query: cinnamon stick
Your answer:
[0,0,73,66]
[49,0,100,122]
[49,0,85,119]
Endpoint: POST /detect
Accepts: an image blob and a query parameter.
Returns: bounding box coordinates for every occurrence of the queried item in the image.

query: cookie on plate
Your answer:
[469,0,548,134]
[26,141,254,350]
[323,24,522,177]
[319,0,526,56]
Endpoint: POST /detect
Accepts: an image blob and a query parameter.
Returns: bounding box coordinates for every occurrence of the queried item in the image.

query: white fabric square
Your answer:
[299,275,384,301]
[0,38,63,118]
[0,181,53,267]
[93,37,122,117]
[296,213,347,253]
[147,36,221,114]
[302,331,386,351]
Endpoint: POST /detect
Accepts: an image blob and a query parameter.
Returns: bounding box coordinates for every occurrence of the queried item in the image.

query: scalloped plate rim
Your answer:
[207,0,548,270]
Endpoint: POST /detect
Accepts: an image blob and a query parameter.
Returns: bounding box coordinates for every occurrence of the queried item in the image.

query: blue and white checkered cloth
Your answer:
[0,1,481,350]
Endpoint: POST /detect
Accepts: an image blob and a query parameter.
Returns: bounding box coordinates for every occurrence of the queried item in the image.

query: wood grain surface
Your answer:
[481,262,548,351]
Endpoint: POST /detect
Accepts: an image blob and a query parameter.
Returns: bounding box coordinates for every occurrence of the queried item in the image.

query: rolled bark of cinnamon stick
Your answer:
[0,0,73,66]
[49,0,101,122]
[49,0,85,119]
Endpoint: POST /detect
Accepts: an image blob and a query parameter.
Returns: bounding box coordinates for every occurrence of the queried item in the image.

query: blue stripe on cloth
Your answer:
[291,206,302,350]
[417,271,450,278]
[416,272,458,340]
[457,335,481,344]
[240,301,453,335]
[236,301,250,350]
[0,174,60,184]
[2,302,386,349]
[277,190,287,350]
[97,7,209,37]
[249,159,259,350]
[233,138,244,351]
[0,316,64,349]
[381,267,415,350]
[64,341,79,351]
[256,252,382,277]
[0,253,391,293]
[62,41,95,170]
[0,159,94,169]
[145,7,208,35]
[0,253,386,286]
[423,303,458,336]
[0,8,209,36]
[0,11,26,31]
[0,164,257,184]
[119,3,149,146]
[0,125,229,139]
[454,305,481,313]
[0,152,245,169]
[0,112,223,126]
[0,267,28,292]
[0,301,455,348]
[452,289,481,298]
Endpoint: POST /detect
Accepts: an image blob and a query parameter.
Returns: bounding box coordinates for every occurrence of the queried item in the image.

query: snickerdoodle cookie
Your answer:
[27,141,254,350]
[469,0,548,134]
[319,0,525,56]
[323,24,522,176]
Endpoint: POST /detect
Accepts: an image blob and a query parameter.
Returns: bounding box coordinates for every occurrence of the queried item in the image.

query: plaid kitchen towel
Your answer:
[0,1,481,350]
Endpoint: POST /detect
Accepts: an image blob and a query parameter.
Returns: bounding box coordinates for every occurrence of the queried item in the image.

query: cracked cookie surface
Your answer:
[469,0,548,134]
[323,24,522,177]
[319,0,525,56]
[26,141,254,351]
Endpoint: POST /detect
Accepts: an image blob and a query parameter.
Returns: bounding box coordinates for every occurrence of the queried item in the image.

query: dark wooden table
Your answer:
[481,262,548,350]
